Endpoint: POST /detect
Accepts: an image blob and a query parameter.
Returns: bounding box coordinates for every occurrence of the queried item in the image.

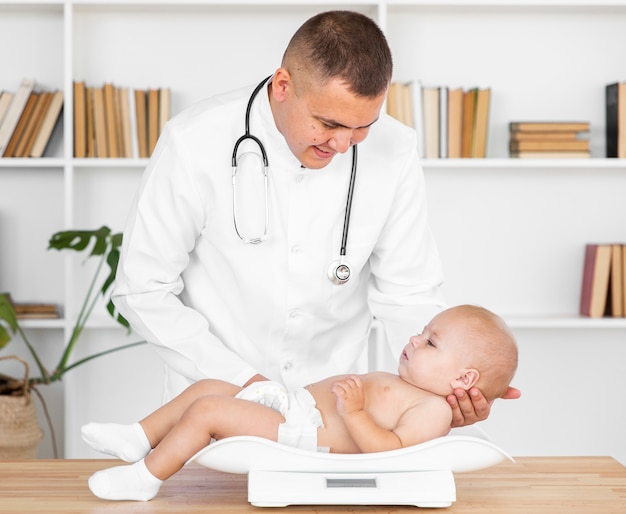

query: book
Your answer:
[118,87,132,158]
[127,88,139,158]
[422,86,440,159]
[610,244,624,317]
[623,246,626,317]
[471,88,491,158]
[0,78,35,155]
[404,83,413,126]
[439,85,448,158]
[3,92,38,157]
[86,86,95,157]
[461,88,477,158]
[510,151,590,159]
[510,131,581,141]
[134,89,148,158]
[14,91,52,158]
[509,121,590,133]
[510,139,590,152]
[103,83,119,157]
[616,83,625,158]
[73,81,87,158]
[447,87,463,158]
[30,90,64,158]
[605,82,626,158]
[92,87,108,158]
[410,81,425,159]
[580,244,612,318]
[148,88,160,155]
[0,91,14,126]
[14,302,59,319]
[386,81,402,122]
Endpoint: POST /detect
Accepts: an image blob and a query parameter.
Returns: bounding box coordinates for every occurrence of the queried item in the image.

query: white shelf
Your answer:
[20,315,626,330]
[505,316,626,329]
[389,0,626,7]
[4,157,626,170]
[422,158,626,170]
[2,0,626,464]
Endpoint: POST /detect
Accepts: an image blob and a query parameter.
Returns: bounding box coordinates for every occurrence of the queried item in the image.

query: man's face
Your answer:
[270,71,386,169]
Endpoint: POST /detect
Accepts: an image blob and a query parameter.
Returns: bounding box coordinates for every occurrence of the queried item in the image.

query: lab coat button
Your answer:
[283,361,293,370]
[290,245,302,254]
[295,175,305,183]
[288,310,300,318]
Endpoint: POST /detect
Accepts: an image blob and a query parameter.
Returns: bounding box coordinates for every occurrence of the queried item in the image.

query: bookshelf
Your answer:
[1,1,626,464]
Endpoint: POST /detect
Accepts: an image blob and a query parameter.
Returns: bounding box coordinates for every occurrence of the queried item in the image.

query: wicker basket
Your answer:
[0,355,43,459]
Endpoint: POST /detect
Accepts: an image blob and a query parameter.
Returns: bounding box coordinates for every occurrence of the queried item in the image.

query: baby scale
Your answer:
[191,426,512,508]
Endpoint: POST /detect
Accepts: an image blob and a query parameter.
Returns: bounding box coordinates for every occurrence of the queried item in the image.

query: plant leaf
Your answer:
[0,325,10,349]
[0,293,18,349]
[48,226,112,257]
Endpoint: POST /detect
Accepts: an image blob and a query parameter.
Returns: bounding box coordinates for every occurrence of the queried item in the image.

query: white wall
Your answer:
[1,3,625,465]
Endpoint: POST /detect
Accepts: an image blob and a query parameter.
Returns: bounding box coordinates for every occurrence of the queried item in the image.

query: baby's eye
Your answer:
[427,339,436,348]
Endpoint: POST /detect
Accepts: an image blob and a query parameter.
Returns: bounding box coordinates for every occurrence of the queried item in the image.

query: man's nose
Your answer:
[328,129,352,154]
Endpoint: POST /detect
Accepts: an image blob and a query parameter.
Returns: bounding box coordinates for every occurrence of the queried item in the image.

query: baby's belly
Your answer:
[316,415,360,454]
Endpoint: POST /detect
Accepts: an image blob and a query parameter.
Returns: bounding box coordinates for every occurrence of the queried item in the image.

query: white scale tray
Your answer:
[191,427,513,508]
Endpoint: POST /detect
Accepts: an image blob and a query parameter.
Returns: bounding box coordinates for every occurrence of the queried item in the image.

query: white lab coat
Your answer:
[112,80,446,399]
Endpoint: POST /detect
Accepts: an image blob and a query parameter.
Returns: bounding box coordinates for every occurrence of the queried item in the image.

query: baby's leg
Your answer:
[82,378,242,461]
[140,379,242,448]
[88,395,285,501]
[146,394,285,480]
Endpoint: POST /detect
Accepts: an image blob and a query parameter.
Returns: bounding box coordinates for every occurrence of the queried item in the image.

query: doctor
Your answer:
[112,10,518,427]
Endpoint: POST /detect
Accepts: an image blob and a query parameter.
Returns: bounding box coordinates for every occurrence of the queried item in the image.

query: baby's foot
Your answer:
[88,459,162,501]
[81,422,151,462]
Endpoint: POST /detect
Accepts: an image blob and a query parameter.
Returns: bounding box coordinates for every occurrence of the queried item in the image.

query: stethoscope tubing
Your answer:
[232,75,358,284]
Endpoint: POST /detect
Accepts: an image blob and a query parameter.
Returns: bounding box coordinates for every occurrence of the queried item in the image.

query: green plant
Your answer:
[0,227,144,455]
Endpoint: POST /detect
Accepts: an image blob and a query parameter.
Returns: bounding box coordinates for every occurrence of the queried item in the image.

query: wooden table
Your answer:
[1,457,625,513]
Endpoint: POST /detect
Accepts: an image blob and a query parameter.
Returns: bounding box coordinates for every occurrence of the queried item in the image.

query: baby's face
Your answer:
[397,309,471,396]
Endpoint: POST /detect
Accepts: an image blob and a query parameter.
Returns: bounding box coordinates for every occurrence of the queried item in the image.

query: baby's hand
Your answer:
[330,375,365,417]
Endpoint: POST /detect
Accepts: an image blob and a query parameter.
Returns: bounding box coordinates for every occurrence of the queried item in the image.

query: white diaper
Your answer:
[235,380,289,417]
[235,381,324,451]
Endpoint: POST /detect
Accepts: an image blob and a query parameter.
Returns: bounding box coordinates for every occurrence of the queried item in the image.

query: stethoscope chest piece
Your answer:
[328,259,352,285]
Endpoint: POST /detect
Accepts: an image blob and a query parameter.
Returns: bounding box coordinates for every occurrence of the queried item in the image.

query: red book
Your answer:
[580,244,612,318]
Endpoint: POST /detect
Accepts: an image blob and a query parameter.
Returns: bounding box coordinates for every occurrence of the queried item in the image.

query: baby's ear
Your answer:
[450,369,480,391]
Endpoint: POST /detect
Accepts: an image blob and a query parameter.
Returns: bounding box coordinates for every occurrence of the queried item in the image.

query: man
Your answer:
[112,10,516,427]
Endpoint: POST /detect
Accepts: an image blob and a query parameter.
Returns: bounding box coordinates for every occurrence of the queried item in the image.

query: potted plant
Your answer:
[0,226,144,458]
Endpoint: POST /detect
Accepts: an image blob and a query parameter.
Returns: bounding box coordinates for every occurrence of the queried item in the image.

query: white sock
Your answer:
[81,422,152,462]
[88,459,163,501]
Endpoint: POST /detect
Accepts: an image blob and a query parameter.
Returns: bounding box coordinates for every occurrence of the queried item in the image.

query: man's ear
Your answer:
[270,68,292,102]
[450,369,480,391]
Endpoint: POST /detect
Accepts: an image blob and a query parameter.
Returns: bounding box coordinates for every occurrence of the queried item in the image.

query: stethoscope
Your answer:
[232,76,358,285]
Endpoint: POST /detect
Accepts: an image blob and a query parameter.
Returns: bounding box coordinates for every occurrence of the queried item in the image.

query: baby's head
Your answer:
[398,305,518,401]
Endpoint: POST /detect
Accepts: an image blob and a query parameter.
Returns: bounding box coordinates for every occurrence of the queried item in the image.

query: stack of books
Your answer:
[606,81,626,158]
[0,78,64,158]
[387,81,491,159]
[580,243,626,318]
[509,121,590,158]
[2,294,60,319]
[14,302,59,319]
[73,81,170,159]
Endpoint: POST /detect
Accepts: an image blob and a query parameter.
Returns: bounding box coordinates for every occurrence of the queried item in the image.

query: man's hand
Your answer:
[330,375,365,417]
[447,386,521,428]
[243,374,269,387]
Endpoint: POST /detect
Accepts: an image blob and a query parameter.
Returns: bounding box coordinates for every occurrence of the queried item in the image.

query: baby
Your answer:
[83,304,518,501]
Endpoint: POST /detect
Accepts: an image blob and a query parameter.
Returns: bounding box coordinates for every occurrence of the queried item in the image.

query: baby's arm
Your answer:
[331,375,452,453]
